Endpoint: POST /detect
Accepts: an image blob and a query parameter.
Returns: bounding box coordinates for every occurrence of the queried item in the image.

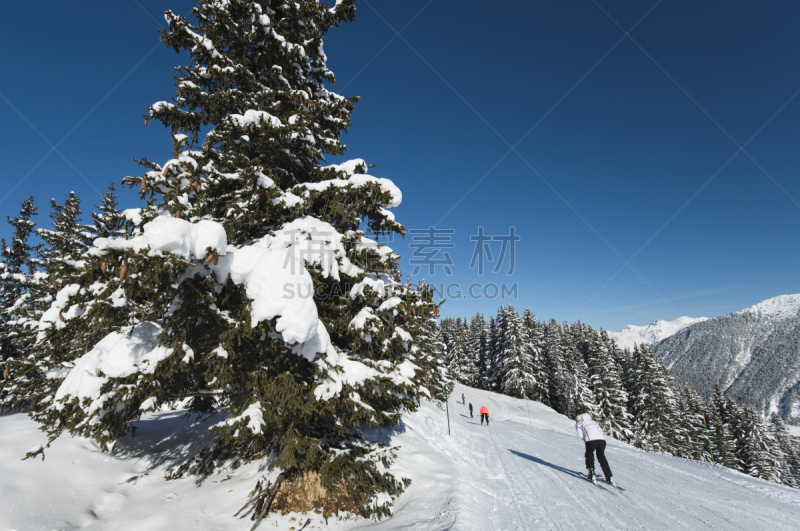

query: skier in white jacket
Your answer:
[575,413,616,486]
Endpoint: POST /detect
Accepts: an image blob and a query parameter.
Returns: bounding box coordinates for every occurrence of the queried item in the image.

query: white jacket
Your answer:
[576,419,605,442]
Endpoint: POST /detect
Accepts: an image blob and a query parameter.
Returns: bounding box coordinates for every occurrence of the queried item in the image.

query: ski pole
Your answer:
[702,412,715,464]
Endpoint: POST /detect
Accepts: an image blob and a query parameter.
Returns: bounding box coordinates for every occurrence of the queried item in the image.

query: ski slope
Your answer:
[2,384,799,530]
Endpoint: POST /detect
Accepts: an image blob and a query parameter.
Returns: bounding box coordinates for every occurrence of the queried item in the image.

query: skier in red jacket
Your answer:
[479,405,489,426]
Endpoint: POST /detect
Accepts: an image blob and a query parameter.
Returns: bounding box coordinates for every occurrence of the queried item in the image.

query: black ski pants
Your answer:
[585,440,612,478]
[481,413,489,425]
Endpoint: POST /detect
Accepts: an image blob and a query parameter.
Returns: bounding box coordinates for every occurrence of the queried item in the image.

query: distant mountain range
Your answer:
[634,294,800,421]
[608,316,708,350]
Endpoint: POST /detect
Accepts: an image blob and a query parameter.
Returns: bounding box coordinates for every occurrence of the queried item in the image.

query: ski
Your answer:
[580,474,606,489]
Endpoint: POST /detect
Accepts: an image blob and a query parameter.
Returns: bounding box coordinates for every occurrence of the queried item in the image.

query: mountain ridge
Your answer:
[653,294,800,421]
[608,315,708,350]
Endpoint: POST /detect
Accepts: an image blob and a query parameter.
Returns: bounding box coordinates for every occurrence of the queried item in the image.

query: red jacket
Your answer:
[479,406,489,416]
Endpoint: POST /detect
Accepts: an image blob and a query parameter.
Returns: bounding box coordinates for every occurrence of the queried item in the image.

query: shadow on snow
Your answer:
[508,449,584,480]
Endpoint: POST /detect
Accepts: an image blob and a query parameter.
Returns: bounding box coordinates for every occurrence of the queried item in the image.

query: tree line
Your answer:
[437,305,800,489]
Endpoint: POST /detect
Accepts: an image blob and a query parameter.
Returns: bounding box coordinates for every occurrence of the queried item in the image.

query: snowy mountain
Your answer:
[2,384,799,530]
[608,316,708,350]
[655,294,800,421]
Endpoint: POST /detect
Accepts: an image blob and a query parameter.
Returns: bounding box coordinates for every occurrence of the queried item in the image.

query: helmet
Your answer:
[576,413,592,422]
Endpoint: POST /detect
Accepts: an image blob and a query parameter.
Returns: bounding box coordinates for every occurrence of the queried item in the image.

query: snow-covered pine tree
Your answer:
[521,308,547,403]
[90,181,128,240]
[628,343,678,454]
[466,313,485,385]
[25,0,436,522]
[543,319,567,413]
[768,413,800,488]
[413,281,450,402]
[616,344,638,413]
[733,405,783,483]
[709,385,740,469]
[675,386,713,462]
[445,317,475,386]
[0,197,41,411]
[558,322,598,421]
[485,306,508,392]
[500,306,534,399]
[583,329,631,441]
[477,315,494,390]
[9,192,97,418]
[37,192,93,277]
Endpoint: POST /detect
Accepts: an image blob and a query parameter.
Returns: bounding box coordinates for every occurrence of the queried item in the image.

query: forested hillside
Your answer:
[655,294,800,423]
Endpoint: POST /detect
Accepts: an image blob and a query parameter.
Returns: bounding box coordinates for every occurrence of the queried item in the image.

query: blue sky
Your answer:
[2,1,799,332]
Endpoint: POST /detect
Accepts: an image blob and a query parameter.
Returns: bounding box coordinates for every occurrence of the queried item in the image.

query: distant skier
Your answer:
[468,403,473,418]
[461,393,465,405]
[575,413,615,486]
[480,405,489,426]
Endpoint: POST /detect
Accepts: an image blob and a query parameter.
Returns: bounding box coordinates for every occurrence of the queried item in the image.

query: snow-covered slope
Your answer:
[655,294,800,421]
[736,294,800,320]
[609,316,708,351]
[3,383,799,530]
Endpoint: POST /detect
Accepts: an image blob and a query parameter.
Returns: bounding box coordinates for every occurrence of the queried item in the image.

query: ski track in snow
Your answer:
[2,384,800,530]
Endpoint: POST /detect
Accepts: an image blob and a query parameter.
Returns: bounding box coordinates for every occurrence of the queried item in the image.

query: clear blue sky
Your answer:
[2,1,800,332]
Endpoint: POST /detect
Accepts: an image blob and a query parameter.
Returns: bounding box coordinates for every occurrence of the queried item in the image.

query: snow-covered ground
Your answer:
[609,316,708,350]
[2,384,799,530]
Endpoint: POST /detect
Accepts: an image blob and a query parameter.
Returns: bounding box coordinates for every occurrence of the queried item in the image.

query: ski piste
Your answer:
[1,382,798,529]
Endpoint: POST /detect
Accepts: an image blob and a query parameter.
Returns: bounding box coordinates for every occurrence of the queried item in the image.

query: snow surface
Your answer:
[2,383,798,530]
[609,316,708,350]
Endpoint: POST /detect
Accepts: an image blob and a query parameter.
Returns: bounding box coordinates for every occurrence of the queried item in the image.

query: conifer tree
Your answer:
[485,306,507,392]
[709,386,740,469]
[557,322,598,420]
[90,181,127,240]
[616,345,638,411]
[1,198,38,359]
[477,315,494,390]
[739,406,782,481]
[629,344,678,453]
[37,192,93,275]
[445,317,476,386]
[23,0,436,521]
[0,197,41,411]
[543,319,567,413]
[768,413,800,487]
[734,405,783,483]
[675,386,712,461]
[411,281,450,402]
[521,308,547,402]
[584,330,631,441]
[8,193,96,416]
[500,306,534,399]
[466,313,485,384]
